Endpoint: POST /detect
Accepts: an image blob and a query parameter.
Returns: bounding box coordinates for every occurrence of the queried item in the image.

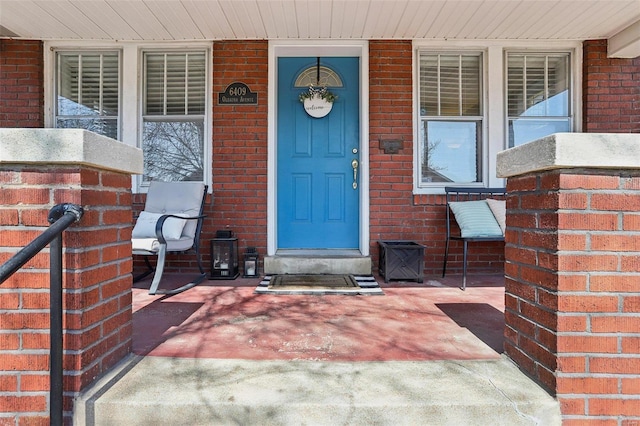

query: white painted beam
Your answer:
[608,19,640,58]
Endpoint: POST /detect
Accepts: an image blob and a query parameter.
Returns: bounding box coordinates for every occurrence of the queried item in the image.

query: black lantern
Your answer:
[210,230,239,280]
[243,247,259,278]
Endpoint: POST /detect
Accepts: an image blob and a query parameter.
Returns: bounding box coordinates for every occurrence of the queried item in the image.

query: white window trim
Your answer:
[52,49,122,140]
[417,50,485,187]
[44,41,213,193]
[138,48,209,187]
[268,40,370,257]
[412,40,582,194]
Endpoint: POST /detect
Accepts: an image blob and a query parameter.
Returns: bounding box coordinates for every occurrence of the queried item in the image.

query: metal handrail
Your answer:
[0,203,84,426]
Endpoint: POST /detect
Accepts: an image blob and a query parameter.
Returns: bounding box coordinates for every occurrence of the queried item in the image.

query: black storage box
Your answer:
[378,241,425,283]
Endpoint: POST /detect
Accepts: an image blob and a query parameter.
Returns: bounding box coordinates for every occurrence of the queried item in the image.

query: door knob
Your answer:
[351,159,359,189]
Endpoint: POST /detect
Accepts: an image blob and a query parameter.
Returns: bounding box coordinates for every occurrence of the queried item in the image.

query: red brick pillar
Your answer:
[498,133,640,424]
[0,129,142,424]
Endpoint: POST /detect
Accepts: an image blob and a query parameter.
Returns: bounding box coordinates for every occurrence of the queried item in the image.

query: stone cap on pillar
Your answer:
[0,128,143,175]
[497,133,640,178]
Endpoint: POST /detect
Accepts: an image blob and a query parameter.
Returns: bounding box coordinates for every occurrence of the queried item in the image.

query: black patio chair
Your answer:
[132,181,208,295]
[442,186,506,290]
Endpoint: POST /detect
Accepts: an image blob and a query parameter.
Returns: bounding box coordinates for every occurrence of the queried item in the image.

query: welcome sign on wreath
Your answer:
[299,85,337,119]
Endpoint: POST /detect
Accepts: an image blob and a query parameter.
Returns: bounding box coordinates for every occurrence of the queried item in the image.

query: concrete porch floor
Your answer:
[74,273,561,425]
[131,274,506,361]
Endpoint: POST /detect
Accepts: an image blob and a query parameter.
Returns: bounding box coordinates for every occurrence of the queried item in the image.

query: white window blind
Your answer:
[144,53,205,116]
[55,52,119,139]
[420,54,481,117]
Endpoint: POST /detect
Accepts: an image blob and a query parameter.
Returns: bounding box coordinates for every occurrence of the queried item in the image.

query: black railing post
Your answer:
[47,204,83,426]
[49,233,63,426]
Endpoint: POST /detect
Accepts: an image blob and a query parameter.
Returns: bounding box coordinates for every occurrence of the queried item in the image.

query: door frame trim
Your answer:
[267,40,370,256]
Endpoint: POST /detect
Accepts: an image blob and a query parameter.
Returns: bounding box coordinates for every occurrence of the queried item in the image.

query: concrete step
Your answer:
[74,355,561,426]
[264,250,372,275]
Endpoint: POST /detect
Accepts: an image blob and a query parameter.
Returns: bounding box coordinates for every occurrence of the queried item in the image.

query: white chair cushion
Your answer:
[132,211,187,240]
[143,182,206,239]
[132,236,194,253]
[486,198,506,236]
[448,200,503,238]
[132,238,161,253]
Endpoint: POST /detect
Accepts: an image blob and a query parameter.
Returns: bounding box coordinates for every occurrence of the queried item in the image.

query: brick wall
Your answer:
[136,40,505,277]
[2,38,638,279]
[211,41,268,266]
[0,165,133,424]
[504,169,640,423]
[369,40,504,274]
[0,39,44,128]
[133,40,269,277]
[583,39,640,133]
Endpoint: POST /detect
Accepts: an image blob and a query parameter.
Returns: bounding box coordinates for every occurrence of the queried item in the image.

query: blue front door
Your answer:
[277,57,360,249]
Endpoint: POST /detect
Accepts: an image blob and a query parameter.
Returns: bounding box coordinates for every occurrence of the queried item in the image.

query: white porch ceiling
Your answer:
[1,0,639,57]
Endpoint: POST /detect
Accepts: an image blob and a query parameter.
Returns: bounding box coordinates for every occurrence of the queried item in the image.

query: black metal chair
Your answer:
[442,187,506,290]
[132,181,208,295]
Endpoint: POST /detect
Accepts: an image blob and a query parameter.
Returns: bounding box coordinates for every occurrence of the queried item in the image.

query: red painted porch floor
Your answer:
[132,273,505,362]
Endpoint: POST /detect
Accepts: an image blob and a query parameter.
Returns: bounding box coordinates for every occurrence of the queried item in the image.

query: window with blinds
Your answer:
[55,52,120,139]
[142,51,206,182]
[507,53,571,147]
[418,52,483,185]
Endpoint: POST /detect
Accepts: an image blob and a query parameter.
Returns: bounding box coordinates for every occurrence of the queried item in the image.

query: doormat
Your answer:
[255,275,384,295]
